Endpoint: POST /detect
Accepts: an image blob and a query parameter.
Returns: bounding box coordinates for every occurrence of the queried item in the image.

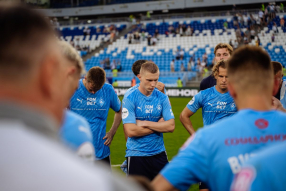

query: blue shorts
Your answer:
[127,152,168,181]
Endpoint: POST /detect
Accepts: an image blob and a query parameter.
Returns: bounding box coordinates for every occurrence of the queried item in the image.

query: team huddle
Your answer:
[1,3,286,191]
[63,40,286,191]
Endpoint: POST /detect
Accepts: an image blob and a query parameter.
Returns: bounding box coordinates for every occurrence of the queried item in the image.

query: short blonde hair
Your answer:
[212,60,227,77]
[227,46,272,94]
[214,43,233,56]
[58,40,85,75]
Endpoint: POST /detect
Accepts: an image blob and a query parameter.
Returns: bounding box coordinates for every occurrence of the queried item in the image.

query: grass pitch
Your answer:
[107,97,203,191]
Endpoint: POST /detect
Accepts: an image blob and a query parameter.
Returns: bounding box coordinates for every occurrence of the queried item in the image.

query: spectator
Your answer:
[170,59,175,72]
[112,80,118,87]
[116,59,122,71]
[180,63,185,71]
[100,60,105,69]
[233,39,238,49]
[128,34,132,44]
[202,53,208,64]
[146,11,151,20]
[141,31,146,41]
[96,27,101,33]
[223,21,228,31]
[179,49,184,60]
[105,58,111,69]
[151,35,157,46]
[188,57,195,71]
[259,9,264,23]
[250,27,256,40]
[179,25,183,36]
[131,77,136,87]
[112,68,118,77]
[99,38,104,48]
[280,3,284,13]
[271,33,275,42]
[256,36,261,46]
[273,22,278,33]
[110,31,115,43]
[280,18,285,30]
[185,26,191,36]
[229,39,233,47]
[175,49,180,60]
[111,60,116,70]
[177,77,183,87]
[147,35,151,46]
[154,29,159,38]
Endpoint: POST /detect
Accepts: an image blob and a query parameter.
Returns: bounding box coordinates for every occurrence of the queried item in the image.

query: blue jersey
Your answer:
[231,142,286,191]
[60,110,93,150]
[160,109,286,191]
[187,86,237,125]
[70,80,121,160]
[122,88,174,157]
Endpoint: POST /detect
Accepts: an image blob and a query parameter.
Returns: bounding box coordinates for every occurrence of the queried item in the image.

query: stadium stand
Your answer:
[58,11,286,87]
[57,23,127,51]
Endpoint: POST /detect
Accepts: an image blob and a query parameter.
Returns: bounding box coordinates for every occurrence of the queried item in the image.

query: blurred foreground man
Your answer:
[152,46,286,191]
[0,4,142,191]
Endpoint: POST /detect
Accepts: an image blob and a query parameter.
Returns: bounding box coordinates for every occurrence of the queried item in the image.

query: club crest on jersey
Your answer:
[231,103,236,109]
[188,97,195,105]
[122,108,129,119]
[99,98,105,107]
[157,105,162,111]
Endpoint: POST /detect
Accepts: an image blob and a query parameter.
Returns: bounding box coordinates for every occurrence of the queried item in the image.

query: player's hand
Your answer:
[156,82,165,94]
[103,131,115,146]
[271,96,283,110]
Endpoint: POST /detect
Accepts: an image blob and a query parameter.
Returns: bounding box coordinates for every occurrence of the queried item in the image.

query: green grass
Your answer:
[107,97,203,191]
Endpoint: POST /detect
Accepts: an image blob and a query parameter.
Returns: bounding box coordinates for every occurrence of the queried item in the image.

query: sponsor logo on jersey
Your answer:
[99,98,105,107]
[224,134,286,146]
[170,109,174,116]
[255,119,268,129]
[87,98,96,105]
[208,102,213,107]
[145,105,153,113]
[188,97,195,105]
[77,98,83,103]
[157,105,162,111]
[122,108,129,119]
[231,103,236,109]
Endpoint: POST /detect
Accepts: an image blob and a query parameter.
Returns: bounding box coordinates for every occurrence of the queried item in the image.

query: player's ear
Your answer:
[272,77,280,96]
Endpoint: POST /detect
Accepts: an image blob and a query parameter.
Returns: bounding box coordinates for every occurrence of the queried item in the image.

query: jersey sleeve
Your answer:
[162,96,174,121]
[160,130,210,191]
[110,86,121,112]
[122,98,136,124]
[186,91,202,113]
